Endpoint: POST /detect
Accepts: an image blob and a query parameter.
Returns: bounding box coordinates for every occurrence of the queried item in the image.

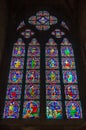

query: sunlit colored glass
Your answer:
[46,84,61,100]
[61,46,74,57]
[46,46,58,57]
[46,58,59,69]
[26,70,40,83]
[28,46,40,56]
[27,57,40,69]
[24,84,40,100]
[8,70,23,83]
[61,38,71,46]
[14,38,25,45]
[61,58,75,69]
[6,85,22,100]
[12,46,25,57]
[65,85,79,100]
[17,21,25,30]
[28,11,57,31]
[23,101,40,119]
[52,29,65,38]
[21,29,34,39]
[46,70,60,83]
[10,58,24,69]
[46,38,57,46]
[65,101,83,119]
[46,101,62,119]
[61,21,69,31]
[3,101,20,118]
[29,38,40,46]
[62,70,77,84]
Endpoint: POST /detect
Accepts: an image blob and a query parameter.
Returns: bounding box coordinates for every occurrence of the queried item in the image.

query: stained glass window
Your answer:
[52,29,65,38]
[17,21,25,30]
[65,101,82,119]
[3,38,25,118]
[23,101,40,119]
[3,101,20,118]
[45,37,82,119]
[46,38,63,119]
[65,85,79,100]
[21,29,34,39]
[28,11,57,31]
[23,38,40,119]
[2,11,83,121]
[46,101,62,119]
[60,38,82,119]
[61,21,69,31]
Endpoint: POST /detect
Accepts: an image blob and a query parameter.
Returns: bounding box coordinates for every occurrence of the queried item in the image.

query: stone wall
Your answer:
[0,0,8,61]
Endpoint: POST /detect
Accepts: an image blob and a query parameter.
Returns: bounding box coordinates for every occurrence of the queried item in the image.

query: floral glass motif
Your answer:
[46,70,60,83]
[63,70,77,84]
[21,29,34,39]
[46,38,57,46]
[28,11,57,31]
[65,85,79,100]
[10,58,24,69]
[12,46,25,57]
[46,58,59,69]
[23,101,40,119]
[17,21,25,30]
[14,38,25,46]
[46,101,62,119]
[61,46,74,57]
[26,70,40,83]
[28,46,40,56]
[46,46,58,57]
[61,58,75,69]
[52,29,65,38]
[65,101,83,119]
[29,38,40,46]
[27,57,40,69]
[6,85,21,99]
[3,101,20,118]
[46,84,61,100]
[61,21,69,31]
[8,70,23,84]
[24,85,40,100]
[61,38,71,46]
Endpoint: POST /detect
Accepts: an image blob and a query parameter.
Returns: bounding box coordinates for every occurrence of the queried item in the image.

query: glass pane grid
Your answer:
[61,42,83,119]
[46,38,62,119]
[23,39,40,119]
[3,39,25,118]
